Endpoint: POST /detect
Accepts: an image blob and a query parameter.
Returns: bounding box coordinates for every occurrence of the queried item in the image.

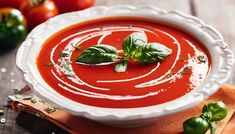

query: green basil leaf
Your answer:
[76,44,118,64]
[135,43,172,64]
[115,59,128,72]
[122,32,147,58]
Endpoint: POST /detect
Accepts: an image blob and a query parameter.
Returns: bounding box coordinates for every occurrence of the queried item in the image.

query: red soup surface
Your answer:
[36,17,211,108]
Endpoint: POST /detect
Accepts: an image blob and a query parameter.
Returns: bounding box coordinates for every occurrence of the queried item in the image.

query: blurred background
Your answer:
[0,0,234,133]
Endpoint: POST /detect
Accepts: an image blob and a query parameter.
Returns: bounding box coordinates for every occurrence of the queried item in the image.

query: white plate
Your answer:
[16,5,234,126]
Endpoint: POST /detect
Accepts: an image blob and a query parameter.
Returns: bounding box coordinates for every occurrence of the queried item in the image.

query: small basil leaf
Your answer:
[136,43,172,64]
[76,44,118,64]
[115,59,128,72]
[122,32,147,58]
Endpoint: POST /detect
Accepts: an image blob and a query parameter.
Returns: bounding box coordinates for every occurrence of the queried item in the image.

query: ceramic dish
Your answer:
[16,5,234,126]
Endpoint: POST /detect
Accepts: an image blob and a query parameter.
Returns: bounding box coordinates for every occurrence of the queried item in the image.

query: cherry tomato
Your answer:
[20,0,59,31]
[0,0,23,9]
[54,0,95,13]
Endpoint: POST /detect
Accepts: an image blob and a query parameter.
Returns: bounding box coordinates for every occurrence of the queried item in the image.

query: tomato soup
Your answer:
[36,17,211,108]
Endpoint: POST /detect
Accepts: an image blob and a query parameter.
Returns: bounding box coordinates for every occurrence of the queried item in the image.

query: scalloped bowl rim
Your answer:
[16,5,234,122]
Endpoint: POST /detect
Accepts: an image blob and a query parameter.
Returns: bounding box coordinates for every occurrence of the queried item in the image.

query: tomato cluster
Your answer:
[0,0,95,48]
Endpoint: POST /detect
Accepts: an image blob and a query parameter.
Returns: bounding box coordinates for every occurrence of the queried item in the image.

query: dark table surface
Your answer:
[0,0,235,133]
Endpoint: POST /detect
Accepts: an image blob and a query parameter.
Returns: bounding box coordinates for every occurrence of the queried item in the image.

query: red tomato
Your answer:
[20,0,59,31]
[0,0,23,9]
[54,0,95,13]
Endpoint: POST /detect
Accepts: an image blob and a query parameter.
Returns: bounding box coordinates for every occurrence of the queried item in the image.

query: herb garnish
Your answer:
[64,73,75,77]
[184,66,192,70]
[30,97,37,103]
[75,32,172,72]
[72,44,82,50]
[44,61,53,66]
[181,66,192,75]
[179,57,187,62]
[74,46,82,50]
[179,57,185,61]
[166,73,173,78]
[22,96,33,100]
[59,52,69,58]
[198,55,207,63]
[44,106,56,114]
[8,89,39,105]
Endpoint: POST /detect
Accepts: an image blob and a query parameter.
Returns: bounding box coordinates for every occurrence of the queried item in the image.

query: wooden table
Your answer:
[0,0,234,133]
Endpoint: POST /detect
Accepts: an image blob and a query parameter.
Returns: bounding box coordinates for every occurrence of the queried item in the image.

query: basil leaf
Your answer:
[122,32,147,58]
[135,43,172,63]
[76,44,118,64]
[115,59,128,72]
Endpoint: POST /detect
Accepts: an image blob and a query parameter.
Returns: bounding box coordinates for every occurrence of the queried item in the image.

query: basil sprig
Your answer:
[76,44,118,64]
[75,32,172,72]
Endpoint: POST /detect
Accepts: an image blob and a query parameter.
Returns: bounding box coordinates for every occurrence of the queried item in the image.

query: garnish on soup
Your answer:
[75,32,172,72]
[71,44,82,50]
[198,55,207,63]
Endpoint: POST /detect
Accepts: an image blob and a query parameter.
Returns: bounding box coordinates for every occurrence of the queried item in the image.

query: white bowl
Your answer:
[16,5,234,126]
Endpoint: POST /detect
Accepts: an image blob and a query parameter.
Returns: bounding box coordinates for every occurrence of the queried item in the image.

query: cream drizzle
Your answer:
[135,29,181,88]
[97,32,112,44]
[97,63,160,83]
[58,83,163,100]
[52,70,163,100]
